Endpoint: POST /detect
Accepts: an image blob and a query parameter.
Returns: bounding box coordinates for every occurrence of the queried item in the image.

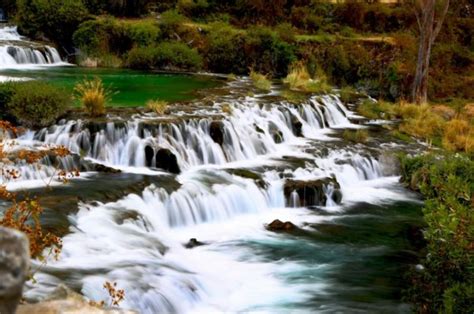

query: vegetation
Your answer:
[147,99,168,115]
[74,77,111,117]
[0,122,71,259]
[249,70,271,91]
[2,82,70,128]
[400,153,473,313]
[342,129,369,143]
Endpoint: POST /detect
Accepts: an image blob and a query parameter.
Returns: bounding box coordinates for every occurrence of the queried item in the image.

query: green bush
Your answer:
[244,26,296,77]
[126,42,202,71]
[126,20,161,47]
[6,81,70,128]
[0,83,16,121]
[400,153,474,313]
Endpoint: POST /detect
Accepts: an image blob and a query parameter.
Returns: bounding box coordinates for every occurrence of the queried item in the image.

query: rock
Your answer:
[291,119,303,137]
[144,145,154,167]
[155,148,180,174]
[266,219,297,232]
[209,121,224,146]
[184,238,206,249]
[17,285,136,314]
[284,178,342,207]
[0,227,30,314]
[228,169,267,188]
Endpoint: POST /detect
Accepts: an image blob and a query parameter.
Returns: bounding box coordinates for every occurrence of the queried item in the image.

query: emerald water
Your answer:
[0,67,220,106]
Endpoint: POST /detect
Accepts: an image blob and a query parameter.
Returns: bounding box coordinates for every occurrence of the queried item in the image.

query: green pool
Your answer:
[0,67,221,107]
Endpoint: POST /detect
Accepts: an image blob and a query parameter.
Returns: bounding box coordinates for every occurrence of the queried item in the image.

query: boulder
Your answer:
[0,227,30,314]
[266,219,297,232]
[156,148,180,174]
[284,178,342,207]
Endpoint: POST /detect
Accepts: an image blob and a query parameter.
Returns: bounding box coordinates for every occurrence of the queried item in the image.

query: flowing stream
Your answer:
[4,78,424,313]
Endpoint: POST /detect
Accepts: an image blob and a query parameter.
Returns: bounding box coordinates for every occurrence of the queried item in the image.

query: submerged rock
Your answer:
[184,238,206,249]
[284,178,342,207]
[156,148,180,174]
[266,219,297,232]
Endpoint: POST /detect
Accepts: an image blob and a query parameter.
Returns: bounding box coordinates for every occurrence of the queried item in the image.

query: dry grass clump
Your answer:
[147,99,169,115]
[442,119,474,153]
[397,103,445,142]
[250,70,271,91]
[357,99,396,120]
[221,103,233,114]
[283,62,331,94]
[74,77,112,117]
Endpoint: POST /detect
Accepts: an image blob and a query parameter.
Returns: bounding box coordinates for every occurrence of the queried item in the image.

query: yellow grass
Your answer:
[74,77,111,117]
[147,99,169,115]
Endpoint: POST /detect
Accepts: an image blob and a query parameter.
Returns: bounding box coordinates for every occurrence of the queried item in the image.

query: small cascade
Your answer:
[0,26,65,67]
[31,95,359,171]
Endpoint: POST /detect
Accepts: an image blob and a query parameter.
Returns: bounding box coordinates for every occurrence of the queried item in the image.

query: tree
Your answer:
[412,0,450,105]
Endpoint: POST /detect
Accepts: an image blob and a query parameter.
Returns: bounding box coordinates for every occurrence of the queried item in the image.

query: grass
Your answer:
[342,129,369,143]
[147,99,169,115]
[442,119,474,153]
[283,62,331,94]
[250,70,272,91]
[357,99,396,120]
[74,77,112,117]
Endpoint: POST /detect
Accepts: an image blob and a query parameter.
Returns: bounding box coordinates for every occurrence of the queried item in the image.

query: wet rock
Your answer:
[156,148,180,174]
[17,285,136,314]
[291,119,303,137]
[284,178,342,207]
[228,169,267,188]
[266,219,297,232]
[184,238,206,249]
[0,227,30,314]
[209,121,224,146]
[145,145,154,167]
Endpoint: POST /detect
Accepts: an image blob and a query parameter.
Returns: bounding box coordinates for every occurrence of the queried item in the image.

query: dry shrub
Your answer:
[147,99,169,115]
[432,105,456,120]
[442,119,474,153]
[74,77,112,117]
[463,103,474,120]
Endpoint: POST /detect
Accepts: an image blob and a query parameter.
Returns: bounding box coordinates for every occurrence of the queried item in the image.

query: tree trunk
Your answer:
[411,0,450,105]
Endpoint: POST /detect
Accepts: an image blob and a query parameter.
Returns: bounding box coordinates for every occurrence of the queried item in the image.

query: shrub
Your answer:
[357,99,396,120]
[126,19,161,47]
[250,70,271,91]
[0,83,16,121]
[147,99,168,115]
[74,77,111,117]
[6,81,70,128]
[16,0,90,47]
[155,42,203,71]
[284,62,311,91]
[126,42,202,71]
[125,46,157,69]
[400,153,473,313]
[205,23,247,74]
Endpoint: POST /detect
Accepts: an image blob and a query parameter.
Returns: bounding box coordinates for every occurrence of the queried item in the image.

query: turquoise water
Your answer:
[0,67,221,107]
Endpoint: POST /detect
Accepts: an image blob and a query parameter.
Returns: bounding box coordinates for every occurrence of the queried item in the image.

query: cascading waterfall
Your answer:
[0,25,65,67]
[22,91,419,313]
[30,95,358,171]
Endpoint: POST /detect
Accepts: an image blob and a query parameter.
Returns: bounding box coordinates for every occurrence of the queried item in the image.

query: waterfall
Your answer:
[0,26,65,68]
[30,96,361,171]
[18,90,419,313]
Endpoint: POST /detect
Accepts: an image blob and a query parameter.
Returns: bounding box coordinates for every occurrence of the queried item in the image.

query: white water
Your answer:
[0,26,67,69]
[21,93,419,313]
[30,95,360,171]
